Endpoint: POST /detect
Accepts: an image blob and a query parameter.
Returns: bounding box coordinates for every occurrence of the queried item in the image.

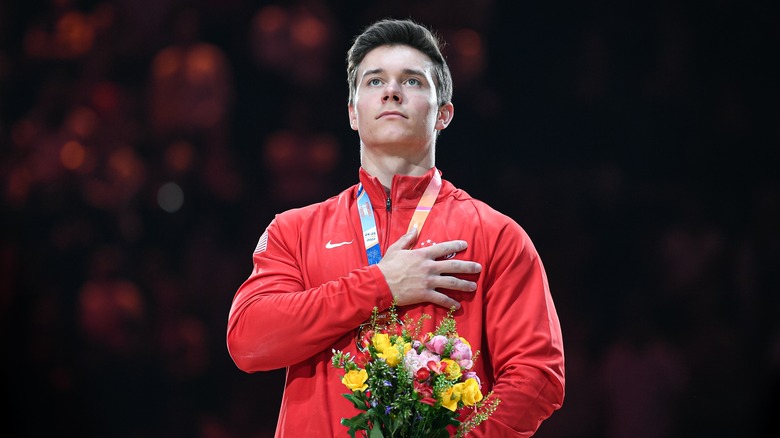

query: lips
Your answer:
[377,111,406,119]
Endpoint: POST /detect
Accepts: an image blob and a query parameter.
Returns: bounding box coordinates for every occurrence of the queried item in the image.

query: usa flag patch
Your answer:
[254,230,269,253]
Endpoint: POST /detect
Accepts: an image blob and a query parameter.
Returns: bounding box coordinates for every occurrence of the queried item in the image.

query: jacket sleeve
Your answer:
[470,220,565,437]
[226,214,395,372]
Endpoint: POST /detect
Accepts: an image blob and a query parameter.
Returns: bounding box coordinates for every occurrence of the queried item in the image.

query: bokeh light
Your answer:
[60,140,86,170]
[157,182,184,213]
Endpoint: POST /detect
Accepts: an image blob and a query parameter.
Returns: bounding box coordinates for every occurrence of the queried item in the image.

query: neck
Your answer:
[360,145,435,189]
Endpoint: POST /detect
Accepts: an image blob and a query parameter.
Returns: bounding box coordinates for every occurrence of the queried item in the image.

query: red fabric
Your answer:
[227,167,565,437]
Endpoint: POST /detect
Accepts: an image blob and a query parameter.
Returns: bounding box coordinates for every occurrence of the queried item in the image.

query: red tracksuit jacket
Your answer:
[227,167,565,437]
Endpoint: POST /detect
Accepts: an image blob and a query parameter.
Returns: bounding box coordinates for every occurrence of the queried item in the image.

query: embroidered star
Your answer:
[419,239,435,248]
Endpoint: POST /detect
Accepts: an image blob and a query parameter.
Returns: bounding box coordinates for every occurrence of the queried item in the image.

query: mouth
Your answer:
[377,111,407,119]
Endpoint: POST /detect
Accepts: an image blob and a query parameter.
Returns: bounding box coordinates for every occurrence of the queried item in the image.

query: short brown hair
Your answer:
[346,19,453,107]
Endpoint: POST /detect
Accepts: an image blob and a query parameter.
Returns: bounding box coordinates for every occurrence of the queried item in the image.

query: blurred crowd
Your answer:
[1,1,778,437]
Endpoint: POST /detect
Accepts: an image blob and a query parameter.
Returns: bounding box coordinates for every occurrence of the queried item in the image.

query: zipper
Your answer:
[382,194,392,255]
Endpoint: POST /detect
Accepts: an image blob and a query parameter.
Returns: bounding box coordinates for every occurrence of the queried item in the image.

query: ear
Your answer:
[348,104,358,131]
[435,102,454,131]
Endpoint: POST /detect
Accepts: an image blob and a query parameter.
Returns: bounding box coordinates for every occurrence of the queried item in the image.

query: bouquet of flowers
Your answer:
[331,306,500,437]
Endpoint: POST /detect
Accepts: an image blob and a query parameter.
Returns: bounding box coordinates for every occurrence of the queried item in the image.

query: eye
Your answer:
[406,78,421,86]
[368,78,383,86]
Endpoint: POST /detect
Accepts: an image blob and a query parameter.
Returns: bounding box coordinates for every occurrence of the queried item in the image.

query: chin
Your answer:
[372,130,430,145]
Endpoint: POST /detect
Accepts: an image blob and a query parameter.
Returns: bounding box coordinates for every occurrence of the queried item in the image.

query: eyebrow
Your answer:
[361,68,427,79]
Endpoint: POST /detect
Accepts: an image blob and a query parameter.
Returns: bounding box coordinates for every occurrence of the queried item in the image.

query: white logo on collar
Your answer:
[326,240,354,249]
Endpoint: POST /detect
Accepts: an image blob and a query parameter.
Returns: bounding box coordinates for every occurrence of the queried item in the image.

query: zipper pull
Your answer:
[386,196,391,212]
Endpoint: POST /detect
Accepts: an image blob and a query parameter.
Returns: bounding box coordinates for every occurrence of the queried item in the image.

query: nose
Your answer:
[382,82,402,103]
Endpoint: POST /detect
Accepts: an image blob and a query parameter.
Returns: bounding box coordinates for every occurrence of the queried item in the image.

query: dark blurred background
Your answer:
[1,0,778,437]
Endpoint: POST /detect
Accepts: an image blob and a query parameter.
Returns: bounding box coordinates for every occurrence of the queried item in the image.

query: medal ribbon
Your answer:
[356,171,442,265]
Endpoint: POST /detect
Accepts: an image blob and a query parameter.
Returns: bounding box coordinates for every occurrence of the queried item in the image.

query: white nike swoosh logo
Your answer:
[325,240,354,249]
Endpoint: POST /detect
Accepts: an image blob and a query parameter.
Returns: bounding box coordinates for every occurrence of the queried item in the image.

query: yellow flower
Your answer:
[459,337,471,347]
[402,342,412,355]
[372,333,391,353]
[439,386,461,411]
[378,345,402,367]
[456,378,483,406]
[342,369,368,392]
[442,359,462,380]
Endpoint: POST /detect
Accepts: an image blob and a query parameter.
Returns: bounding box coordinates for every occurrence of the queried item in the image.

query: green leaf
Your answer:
[342,392,368,410]
[341,412,370,436]
[390,415,405,435]
[369,426,384,438]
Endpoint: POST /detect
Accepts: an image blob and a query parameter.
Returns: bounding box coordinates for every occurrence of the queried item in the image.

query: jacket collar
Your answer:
[358,167,450,209]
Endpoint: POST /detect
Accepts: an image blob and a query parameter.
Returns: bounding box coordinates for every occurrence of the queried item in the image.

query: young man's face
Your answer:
[348,45,453,154]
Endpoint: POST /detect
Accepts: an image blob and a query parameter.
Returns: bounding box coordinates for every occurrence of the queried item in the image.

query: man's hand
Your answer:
[377,228,482,309]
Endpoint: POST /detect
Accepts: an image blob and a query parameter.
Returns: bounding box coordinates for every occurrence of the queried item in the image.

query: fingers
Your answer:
[386,227,418,252]
[382,233,480,310]
[390,277,475,310]
[426,274,478,293]
[425,291,462,310]
[424,240,468,259]
[432,259,482,276]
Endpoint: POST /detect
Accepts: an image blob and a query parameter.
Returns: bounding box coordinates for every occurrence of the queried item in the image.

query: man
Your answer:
[227,19,565,437]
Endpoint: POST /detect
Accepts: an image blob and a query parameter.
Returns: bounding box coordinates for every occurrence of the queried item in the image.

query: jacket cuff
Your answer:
[367,264,395,310]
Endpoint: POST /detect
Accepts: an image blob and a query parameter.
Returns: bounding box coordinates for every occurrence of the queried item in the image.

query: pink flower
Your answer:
[450,342,473,369]
[405,349,440,373]
[457,358,474,369]
[425,335,449,355]
[404,350,426,374]
[419,349,440,365]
